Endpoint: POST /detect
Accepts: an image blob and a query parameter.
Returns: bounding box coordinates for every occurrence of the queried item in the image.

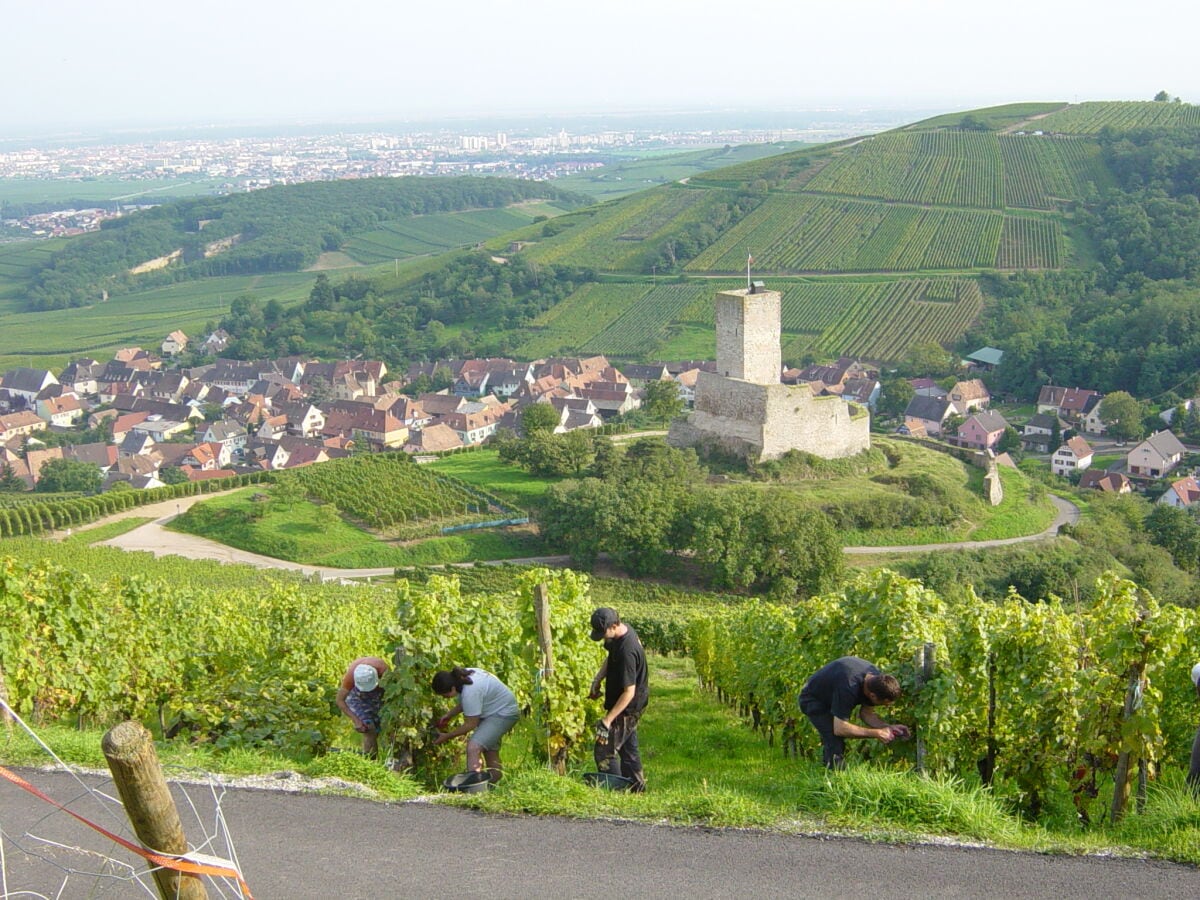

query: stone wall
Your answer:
[669,373,870,461]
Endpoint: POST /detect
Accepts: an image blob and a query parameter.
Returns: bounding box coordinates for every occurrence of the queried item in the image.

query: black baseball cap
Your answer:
[590,607,619,641]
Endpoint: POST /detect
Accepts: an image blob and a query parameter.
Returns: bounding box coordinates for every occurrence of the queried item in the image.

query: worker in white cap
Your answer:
[336,656,389,758]
[1189,663,1200,794]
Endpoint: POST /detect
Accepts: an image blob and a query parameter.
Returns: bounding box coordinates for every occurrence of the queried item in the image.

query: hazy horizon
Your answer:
[5,0,1197,138]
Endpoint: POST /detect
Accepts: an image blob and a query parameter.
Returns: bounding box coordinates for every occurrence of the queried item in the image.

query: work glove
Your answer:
[595,721,611,745]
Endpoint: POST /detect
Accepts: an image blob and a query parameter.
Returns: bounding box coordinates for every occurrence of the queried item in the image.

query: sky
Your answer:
[5,0,1198,136]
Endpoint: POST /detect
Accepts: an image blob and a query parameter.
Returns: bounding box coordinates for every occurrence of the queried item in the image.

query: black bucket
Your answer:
[443,771,492,793]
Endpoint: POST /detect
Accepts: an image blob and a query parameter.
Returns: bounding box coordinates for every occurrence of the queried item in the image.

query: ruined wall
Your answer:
[669,373,870,461]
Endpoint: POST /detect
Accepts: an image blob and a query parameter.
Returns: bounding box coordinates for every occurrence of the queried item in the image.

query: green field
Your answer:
[0,176,225,207]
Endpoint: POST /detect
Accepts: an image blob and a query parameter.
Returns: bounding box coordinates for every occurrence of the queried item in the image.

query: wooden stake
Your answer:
[914,643,935,775]
[102,720,207,900]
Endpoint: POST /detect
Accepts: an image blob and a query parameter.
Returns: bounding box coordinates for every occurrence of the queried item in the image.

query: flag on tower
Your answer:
[746,253,754,290]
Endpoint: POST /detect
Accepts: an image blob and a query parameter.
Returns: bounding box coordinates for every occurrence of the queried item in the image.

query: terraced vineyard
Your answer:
[997,216,1061,269]
[998,136,1111,209]
[1034,100,1200,134]
[580,282,716,356]
[520,185,736,270]
[342,205,564,264]
[289,452,512,529]
[516,281,654,358]
[803,132,1004,208]
[687,194,1006,273]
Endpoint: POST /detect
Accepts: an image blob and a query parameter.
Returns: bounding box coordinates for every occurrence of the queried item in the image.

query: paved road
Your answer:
[2,770,1197,899]
[844,493,1081,555]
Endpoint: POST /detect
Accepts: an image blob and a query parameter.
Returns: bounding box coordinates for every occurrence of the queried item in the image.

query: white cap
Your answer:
[353,664,380,692]
[1191,662,1200,688]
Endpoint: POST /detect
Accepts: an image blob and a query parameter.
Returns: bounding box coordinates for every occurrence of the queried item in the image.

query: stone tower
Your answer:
[668,284,870,462]
[715,286,781,384]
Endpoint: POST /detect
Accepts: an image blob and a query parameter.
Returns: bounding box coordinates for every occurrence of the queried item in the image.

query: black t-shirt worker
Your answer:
[588,607,648,792]
[799,656,909,769]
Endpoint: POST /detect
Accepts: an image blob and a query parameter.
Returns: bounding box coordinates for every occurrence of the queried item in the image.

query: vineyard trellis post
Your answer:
[1110,666,1146,824]
[532,583,565,773]
[914,642,936,775]
[101,720,208,900]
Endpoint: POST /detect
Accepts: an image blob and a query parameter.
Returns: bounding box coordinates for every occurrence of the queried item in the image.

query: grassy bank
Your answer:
[7,656,1199,863]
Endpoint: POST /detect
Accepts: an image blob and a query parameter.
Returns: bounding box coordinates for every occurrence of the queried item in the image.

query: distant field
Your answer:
[1034,100,1200,134]
[341,202,571,264]
[553,142,808,200]
[0,270,316,370]
[0,176,224,206]
[902,102,1066,132]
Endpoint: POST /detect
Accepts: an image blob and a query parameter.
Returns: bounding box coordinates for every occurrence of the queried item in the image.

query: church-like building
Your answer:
[667,284,870,461]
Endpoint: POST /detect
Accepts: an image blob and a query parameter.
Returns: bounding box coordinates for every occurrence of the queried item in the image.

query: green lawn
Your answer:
[167,485,545,568]
[427,450,560,509]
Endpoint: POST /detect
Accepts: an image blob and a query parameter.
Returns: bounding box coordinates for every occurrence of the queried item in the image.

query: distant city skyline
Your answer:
[5,0,1197,137]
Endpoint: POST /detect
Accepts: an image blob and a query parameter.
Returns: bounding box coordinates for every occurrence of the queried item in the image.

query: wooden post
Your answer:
[102,721,207,900]
[532,583,566,772]
[533,583,554,678]
[0,664,12,731]
[1110,669,1144,824]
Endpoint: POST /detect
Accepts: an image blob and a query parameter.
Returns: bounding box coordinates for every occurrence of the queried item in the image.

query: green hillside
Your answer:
[6,99,1200,372]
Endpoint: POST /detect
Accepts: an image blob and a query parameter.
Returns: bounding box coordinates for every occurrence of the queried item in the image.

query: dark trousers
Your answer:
[800,698,845,769]
[595,711,645,791]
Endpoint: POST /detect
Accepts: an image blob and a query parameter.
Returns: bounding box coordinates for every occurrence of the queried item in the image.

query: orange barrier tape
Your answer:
[0,764,254,898]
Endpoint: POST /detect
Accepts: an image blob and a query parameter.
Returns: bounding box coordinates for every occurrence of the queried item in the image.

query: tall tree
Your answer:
[1099,391,1145,442]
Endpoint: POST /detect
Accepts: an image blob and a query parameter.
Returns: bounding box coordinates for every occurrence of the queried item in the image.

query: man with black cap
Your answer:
[589,607,648,792]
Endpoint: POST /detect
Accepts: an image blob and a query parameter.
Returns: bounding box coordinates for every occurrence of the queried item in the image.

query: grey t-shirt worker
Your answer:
[799,656,907,769]
[458,668,519,720]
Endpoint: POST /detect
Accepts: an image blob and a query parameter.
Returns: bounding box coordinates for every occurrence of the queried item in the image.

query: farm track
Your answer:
[83,487,1081,578]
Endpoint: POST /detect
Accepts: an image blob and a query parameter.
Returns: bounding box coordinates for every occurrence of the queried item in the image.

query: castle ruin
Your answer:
[667,285,870,461]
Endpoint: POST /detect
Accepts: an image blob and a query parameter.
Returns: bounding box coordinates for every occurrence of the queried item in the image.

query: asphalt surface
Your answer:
[3,770,1199,899]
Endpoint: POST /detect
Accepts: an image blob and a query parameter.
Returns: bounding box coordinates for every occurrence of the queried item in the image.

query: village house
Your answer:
[25,447,64,485]
[200,329,231,355]
[202,420,250,457]
[37,394,85,428]
[403,422,463,454]
[62,442,118,473]
[948,379,991,415]
[674,368,702,408]
[0,367,58,406]
[1037,385,1104,433]
[1051,435,1094,478]
[441,400,511,445]
[1127,430,1187,479]
[1021,412,1063,454]
[0,410,47,441]
[956,409,1010,452]
[1159,474,1200,509]
[321,406,408,449]
[547,396,604,432]
[902,395,955,436]
[161,330,189,356]
[59,359,104,397]
[130,415,192,443]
